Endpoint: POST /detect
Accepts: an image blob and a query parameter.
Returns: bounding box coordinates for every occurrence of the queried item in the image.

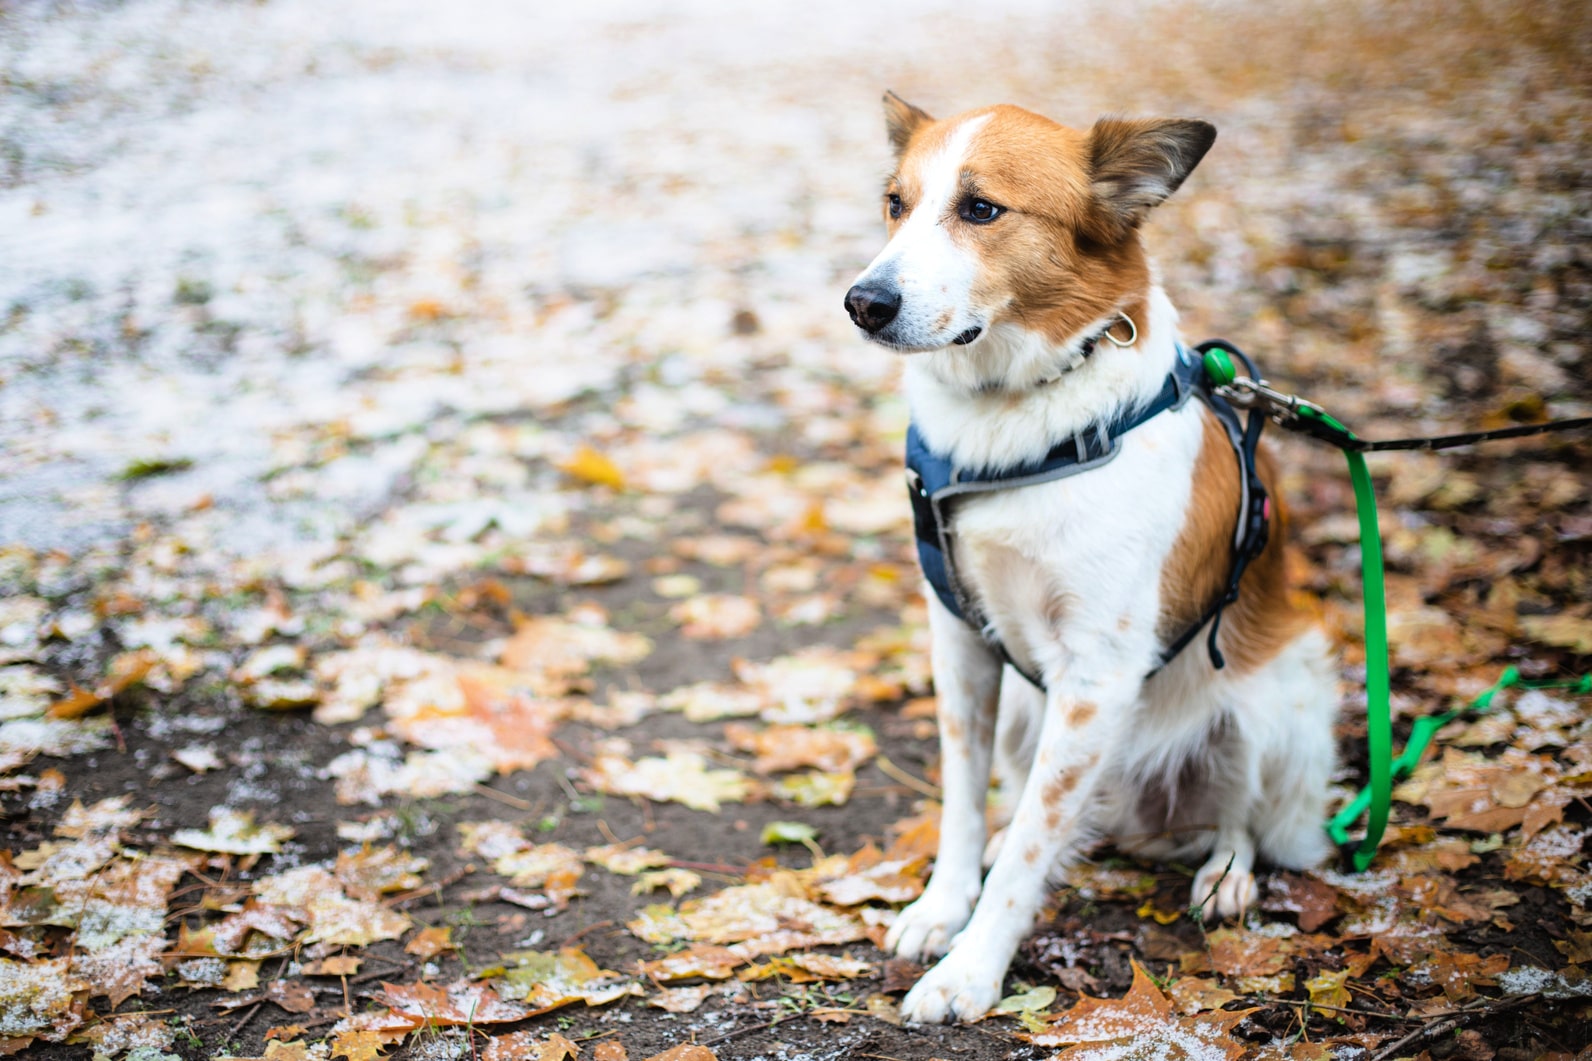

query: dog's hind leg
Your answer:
[984,670,1041,867]
[886,593,1003,963]
[1192,629,1337,918]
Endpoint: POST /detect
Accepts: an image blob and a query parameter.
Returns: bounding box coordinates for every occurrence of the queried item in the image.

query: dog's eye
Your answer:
[887,193,903,219]
[961,198,1004,224]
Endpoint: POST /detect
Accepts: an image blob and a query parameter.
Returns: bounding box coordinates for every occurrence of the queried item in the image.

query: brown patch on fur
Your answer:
[1064,700,1097,727]
[1040,753,1100,829]
[947,108,1153,348]
[1158,408,1310,672]
[943,714,965,742]
[1023,845,1040,865]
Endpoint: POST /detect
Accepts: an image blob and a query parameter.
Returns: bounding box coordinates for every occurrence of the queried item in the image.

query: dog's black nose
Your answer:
[844,283,901,334]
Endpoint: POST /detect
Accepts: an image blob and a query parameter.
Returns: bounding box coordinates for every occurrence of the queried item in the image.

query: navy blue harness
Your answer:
[905,340,1272,688]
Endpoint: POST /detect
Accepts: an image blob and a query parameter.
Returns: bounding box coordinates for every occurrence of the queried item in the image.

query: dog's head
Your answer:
[845,94,1215,355]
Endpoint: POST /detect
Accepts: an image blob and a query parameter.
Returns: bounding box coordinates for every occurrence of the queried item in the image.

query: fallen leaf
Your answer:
[559,446,625,490]
[404,925,454,960]
[725,723,876,774]
[584,746,755,812]
[1023,961,1255,1056]
[669,595,762,639]
[173,809,294,855]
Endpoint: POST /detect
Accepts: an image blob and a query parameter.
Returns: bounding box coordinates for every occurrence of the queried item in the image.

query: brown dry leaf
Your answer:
[1023,961,1255,1056]
[0,956,88,1043]
[172,808,294,855]
[669,594,762,639]
[593,1041,629,1061]
[632,878,867,960]
[1305,968,1351,1009]
[643,1045,719,1061]
[303,956,360,976]
[1166,976,1239,1015]
[724,723,876,774]
[490,842,584,908]
[404,925,454,960]
[254,866,411,947]
[1503,824,1588,886]
[386,661,569,773]
[481,1030,580,1061]
[1410,950,1510,1003]
[265,978,316,1014]
[786,953,873,979]
[1520,613,1592,654]
[632,868,701,898]
[511,542,630,586]
[1261,872,1341,932]
[1396,747,1561,834]
[54,795,147,839]
[335,844,429,901]
[583,745,755,812]
[376,979,534,1026]
[208,898,299,955]
[771,769,855,807]
[46,650,154,719]
[498,947,643,1012]
[1554,928,1592,964]
[69,934,167,1006]
[884,803,940,861]
[585,842,672,876]
[731,646,864,724]
[222,960,260,993]
[330,1028,389,1061]
[500,613,651,690]
[817,852,926,907]
[636,943,744,982]
[647,983,746,1013]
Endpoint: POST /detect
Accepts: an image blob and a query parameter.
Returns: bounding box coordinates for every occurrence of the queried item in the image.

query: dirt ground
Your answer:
[2,0,1591,1058]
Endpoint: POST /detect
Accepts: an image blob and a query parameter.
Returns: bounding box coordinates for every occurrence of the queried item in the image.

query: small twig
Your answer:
[475,783,533,811]
[699,1012,803,1048]
[667,859,746,876]
[226,1001,263,1041]
[383,865,474,908]
[875,755,941,799]
[1245,996,1407,1020]
[558,920,615,949]
[1368,994,1540,1061]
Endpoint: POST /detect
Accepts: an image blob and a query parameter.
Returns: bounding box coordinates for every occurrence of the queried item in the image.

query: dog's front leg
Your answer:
[899,665,1134,1023]
[885,592,1002,962]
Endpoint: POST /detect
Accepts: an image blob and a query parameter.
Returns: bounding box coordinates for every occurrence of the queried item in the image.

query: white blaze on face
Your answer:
[854,114,992,351]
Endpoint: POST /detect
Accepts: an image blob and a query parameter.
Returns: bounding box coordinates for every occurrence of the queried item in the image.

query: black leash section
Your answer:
[1317,416,1592,452]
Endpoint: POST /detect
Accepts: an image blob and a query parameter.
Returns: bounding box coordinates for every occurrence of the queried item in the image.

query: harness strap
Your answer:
[907,342,1268,688]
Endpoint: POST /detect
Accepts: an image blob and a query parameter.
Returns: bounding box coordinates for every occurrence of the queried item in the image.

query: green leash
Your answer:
[1199,345,1591,871]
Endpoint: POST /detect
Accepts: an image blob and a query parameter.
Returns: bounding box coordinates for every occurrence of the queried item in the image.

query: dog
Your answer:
[844,94,1338,1024]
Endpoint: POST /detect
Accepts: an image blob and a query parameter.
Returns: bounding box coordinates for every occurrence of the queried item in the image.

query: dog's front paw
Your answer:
[1191,855,1256,921]
[900,950,1004,1024]
[885,886,976,962]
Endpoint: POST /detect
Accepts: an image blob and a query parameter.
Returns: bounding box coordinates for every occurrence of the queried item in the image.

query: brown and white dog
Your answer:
[845,95,1337,1023]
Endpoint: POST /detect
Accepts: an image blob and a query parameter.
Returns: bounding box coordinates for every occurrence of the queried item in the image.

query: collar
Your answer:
[976,312,1140,394]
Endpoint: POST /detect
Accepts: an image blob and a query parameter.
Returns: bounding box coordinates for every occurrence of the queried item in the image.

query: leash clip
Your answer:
[1219,376,1325,425]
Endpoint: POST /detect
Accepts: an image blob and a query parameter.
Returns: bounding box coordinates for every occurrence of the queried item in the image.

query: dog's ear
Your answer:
[1083,117,1216,243]
[884,91,933,157]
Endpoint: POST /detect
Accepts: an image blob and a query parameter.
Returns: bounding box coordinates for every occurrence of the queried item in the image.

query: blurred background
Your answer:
[3,0,1584,564]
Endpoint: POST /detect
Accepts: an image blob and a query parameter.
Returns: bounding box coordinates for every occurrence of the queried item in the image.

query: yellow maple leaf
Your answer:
[559,446,625,490]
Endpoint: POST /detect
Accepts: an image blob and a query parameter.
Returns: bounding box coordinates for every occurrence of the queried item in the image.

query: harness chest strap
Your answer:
[905,341,1271,688]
